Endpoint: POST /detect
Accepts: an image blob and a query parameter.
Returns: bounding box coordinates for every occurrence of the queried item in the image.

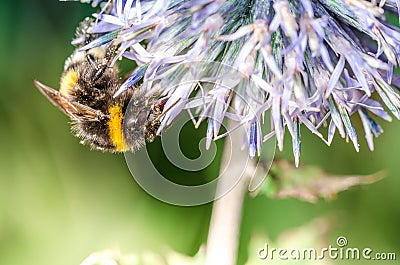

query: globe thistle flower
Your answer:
[72,0,400,166]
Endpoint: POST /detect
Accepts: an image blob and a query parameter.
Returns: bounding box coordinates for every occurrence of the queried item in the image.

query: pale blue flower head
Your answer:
[70,0,400,166]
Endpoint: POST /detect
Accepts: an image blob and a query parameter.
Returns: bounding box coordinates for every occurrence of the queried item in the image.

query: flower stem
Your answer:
[205,121,252,265]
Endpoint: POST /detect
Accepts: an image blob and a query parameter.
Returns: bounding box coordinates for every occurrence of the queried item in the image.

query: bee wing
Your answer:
[34,80,105,121]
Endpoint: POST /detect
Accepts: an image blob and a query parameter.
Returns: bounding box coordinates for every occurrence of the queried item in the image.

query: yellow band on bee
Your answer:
[60,68,79,97]
[108,104,129,152]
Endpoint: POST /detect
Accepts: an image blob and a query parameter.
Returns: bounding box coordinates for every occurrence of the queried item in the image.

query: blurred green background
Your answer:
[0,1,399,265]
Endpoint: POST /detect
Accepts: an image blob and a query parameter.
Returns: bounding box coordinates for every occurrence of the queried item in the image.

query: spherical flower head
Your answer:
[73,0,400,166]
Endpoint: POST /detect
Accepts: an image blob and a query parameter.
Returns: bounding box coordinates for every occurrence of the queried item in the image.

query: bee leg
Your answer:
[104,43,117,63]
[86,53,98,69]
[93,44,118,83]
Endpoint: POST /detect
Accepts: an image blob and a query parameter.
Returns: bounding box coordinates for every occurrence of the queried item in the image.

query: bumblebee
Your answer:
[34,21,164,152]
